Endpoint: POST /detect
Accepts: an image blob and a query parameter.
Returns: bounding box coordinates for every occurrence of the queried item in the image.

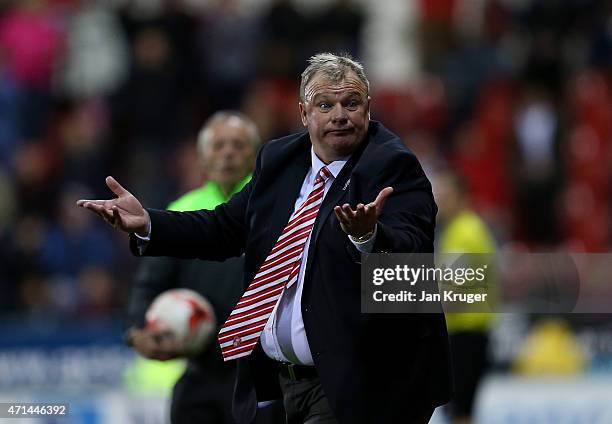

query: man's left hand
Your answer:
[334,187,393,238]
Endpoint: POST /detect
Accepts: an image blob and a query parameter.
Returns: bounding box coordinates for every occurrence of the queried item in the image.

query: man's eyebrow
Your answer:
[310,92,331,102]
[344,91,364,98]
[311,90,364,101]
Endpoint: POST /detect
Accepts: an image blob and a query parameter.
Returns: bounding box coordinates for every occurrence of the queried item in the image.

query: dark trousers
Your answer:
[171,360,285,424]
[277,371,435,424]
[278,373,338,424]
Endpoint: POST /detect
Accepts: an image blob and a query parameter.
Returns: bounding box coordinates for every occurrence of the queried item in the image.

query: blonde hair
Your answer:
[300,52,369,102]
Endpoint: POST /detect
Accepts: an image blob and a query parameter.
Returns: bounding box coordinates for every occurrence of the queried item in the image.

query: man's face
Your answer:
[299,71,370,163]
[201,118,256,188]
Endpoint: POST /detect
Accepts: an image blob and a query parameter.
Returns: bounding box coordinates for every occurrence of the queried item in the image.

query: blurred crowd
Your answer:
[0,0,611,320]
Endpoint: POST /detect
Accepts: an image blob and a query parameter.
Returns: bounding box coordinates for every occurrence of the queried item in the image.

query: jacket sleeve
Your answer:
[129,147,262,261]
[371,149,437,254]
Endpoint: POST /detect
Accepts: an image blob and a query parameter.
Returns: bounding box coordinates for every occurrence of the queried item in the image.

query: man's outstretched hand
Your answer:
[334,186,393,238]
[76,176,150,236]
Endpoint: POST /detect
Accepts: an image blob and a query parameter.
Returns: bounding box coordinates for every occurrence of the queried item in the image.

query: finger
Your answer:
[149,328,169,337]
[83,202,115,222]
[373,187,394,205]
[106,176,129,198]
[158,335,181,353]
[373,187,394,215]
[342,204,357,219]
[363,203,377,217]
[355,203,366,220]
[77,199,107,208]
[334,206,351,224]
[335,207,355,229]
[90,203,114,219]
[81,201,116,223]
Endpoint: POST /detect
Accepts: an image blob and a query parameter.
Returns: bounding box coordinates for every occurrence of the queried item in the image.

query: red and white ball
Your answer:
[145,289,217,355]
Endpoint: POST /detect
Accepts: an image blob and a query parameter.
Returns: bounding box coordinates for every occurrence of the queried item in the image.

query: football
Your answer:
[145,289,217,355]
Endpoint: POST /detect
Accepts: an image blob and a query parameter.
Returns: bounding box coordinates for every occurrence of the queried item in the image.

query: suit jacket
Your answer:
[131,121,452,424]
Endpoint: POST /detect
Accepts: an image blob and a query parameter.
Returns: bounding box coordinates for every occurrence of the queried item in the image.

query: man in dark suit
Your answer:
[78,53,452,424]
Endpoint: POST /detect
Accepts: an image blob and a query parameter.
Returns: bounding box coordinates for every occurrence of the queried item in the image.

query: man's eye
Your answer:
[233,141,248,151]
[318,103,331,110]
[347,100,360,109]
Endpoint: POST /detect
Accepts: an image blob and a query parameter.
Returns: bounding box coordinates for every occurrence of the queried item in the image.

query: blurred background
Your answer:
[0,0,611,422]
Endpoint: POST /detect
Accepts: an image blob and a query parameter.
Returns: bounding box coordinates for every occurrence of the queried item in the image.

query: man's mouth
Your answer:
[327,128,353,135]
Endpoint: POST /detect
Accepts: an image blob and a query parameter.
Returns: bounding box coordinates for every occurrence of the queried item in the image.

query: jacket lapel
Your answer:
[311,161,353,244]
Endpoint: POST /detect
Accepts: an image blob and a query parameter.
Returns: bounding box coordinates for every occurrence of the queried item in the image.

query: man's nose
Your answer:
[220,146,236,158]
[330,105,348,123]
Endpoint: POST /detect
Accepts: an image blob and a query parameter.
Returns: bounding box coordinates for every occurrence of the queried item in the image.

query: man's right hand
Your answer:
[127,327,183,361]
[76,176,150,236]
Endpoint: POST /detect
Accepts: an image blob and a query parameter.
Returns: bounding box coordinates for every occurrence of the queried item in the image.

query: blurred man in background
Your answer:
[125,111,282,423]
[434,170,496,424]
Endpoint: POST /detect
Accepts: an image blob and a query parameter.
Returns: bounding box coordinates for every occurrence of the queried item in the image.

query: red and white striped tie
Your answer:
[218,166,333,361]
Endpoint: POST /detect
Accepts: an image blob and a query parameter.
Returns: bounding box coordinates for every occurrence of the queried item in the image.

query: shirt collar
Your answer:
[310,147,348,183]
[205,175,252,200]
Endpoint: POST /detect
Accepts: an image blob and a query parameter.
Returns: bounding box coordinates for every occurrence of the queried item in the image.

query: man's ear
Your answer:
[298,102,308,127]
[366,96,372,120]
